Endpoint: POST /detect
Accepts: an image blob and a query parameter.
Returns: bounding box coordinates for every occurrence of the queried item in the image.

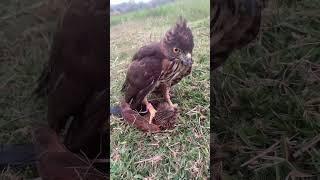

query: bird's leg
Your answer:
[162,85,177,108]
[143,97,157,124]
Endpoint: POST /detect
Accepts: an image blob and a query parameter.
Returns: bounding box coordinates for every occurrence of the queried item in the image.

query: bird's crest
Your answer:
[167,16,189,36]
[162,16,194,52]
[175,16,187,29]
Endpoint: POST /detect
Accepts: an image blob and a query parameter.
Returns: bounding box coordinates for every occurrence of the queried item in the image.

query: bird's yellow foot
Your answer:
[146,103,157,124]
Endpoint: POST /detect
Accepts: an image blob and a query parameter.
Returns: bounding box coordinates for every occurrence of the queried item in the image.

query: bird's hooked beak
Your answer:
[180,52,192,66]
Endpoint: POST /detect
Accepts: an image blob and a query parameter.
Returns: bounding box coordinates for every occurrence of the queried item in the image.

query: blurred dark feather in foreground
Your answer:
[211,0,263,70]
[33,0,108,174]
[212,0,320,179]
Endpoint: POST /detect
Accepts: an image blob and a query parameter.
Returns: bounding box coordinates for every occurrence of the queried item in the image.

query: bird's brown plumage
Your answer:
[121,18,194,113]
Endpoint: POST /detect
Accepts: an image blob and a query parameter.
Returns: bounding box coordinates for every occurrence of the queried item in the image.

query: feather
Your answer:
[33,0,108,173]
[212,0,262,69]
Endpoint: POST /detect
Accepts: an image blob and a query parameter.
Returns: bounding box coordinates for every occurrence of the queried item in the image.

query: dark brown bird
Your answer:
[121,17,194,124]
[211,0,263,70]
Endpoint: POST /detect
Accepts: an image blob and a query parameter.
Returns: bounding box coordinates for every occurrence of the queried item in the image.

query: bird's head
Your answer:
[161,17,194,66]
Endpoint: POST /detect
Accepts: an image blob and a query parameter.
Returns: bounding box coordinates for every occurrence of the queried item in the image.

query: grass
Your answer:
[110,0,209,27]
[213,0,320,179]
[0,0,61,178]
[110,0,210,179]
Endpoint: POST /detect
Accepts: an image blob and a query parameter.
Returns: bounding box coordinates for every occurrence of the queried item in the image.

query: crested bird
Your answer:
[121,17,194,124]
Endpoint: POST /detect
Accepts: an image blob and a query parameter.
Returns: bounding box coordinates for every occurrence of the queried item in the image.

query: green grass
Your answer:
[110,0,209,27]
[0,0,59,178]
[213,0,320,179]
[110,0,210,179]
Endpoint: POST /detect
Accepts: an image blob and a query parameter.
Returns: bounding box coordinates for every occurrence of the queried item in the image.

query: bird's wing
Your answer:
[171,65,192,86]
[122,56,163,109]
[132,42,161,61]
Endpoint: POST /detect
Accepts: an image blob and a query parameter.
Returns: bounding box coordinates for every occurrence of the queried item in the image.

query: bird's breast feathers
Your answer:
[158,58,191,84]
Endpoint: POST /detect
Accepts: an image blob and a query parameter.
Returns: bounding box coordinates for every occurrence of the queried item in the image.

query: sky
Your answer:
[110,0,152,5]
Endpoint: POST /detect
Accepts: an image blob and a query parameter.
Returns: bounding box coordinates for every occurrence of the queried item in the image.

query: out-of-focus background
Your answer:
[111,0,174,16]
[0,0,65,178]
[213,0,320,179]
[110,0,210,179]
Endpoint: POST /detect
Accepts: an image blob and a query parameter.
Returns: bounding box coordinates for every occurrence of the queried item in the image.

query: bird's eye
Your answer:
[173,48,180,53]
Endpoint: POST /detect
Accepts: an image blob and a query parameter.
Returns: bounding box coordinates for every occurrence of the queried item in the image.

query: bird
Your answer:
[33,0,108,172]
[121,17,194,124]
[211,0,263,70]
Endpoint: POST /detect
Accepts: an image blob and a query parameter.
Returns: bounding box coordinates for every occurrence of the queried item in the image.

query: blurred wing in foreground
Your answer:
[211,0,263,69]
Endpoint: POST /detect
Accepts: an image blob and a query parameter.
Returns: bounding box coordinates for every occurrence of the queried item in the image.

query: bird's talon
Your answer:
[148,110,157,124]
[146,103,157,124]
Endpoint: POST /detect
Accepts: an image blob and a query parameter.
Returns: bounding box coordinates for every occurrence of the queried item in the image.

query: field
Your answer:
[213,0,320,179]
[110,0,210,179]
